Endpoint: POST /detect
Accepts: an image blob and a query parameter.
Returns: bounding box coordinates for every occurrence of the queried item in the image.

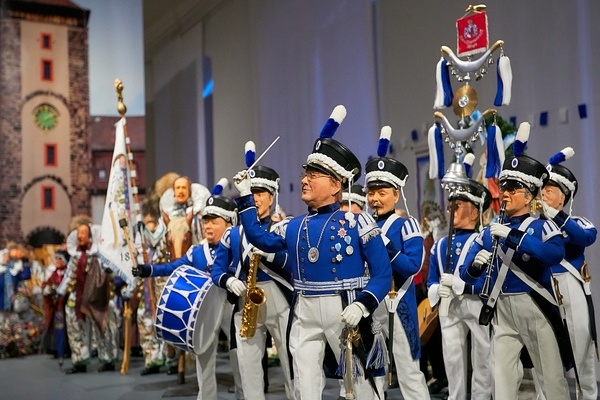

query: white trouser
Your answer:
[290,295,379,400]
[373,301,430,400]
[196,301,243,400]
[234,281,295,400]
[554,272,597,400]
[492,294,569,400]
[221,301,244,400]
[440,294,492,400]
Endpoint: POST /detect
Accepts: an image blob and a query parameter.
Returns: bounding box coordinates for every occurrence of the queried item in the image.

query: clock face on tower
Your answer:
[33,103,59,130]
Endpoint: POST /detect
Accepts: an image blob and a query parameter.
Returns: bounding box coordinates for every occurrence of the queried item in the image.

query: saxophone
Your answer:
[239,252,266,338]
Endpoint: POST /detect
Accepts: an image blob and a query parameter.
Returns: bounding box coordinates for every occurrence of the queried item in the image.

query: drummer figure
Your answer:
[133,192,244,400]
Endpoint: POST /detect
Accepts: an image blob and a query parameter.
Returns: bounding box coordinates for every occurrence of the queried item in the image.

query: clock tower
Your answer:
[0,0,91,247]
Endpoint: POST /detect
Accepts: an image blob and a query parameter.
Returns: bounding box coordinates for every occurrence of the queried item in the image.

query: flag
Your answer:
[456,10,488,57]
[98,117,136,284]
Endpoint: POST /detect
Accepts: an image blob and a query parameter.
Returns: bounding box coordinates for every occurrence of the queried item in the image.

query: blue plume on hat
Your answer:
[463,152,475,178]
[513,122,530,157]
[245,141,256,168]
[377,126,392,157]
[319,105,347,138]
[549,147,574,165]
[212,178,228,195]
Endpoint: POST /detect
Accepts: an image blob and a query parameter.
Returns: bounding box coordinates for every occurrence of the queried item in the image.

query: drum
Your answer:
[155,265,225,355]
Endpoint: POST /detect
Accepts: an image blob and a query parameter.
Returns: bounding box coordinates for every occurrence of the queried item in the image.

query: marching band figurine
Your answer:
[427,154,493,400]
[211,142,295,400]
[543,147,598,399]
[458,124,572,399]
[364,126,430,399]
[133,186,245,400]
[232,105,392,399]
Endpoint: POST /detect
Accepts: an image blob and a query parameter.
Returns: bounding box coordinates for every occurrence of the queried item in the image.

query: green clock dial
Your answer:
[33,104,59,130]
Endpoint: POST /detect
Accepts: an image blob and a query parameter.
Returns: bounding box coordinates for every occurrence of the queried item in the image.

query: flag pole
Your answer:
[114,79,151,375]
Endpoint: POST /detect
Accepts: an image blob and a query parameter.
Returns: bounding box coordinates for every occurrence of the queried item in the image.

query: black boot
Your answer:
[98,362,115,372]
[177,372,185,384]
[166,365,178,375]
[65,364,87,374]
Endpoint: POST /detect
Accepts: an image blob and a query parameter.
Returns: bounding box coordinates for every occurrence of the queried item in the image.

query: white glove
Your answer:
[251,248,275,263]
[473,249,491,270]
[440,273,454,287]
[341,302,366,327]
[542,202,559,219]
[226,277,246,296]
[490,223,511,239]
[42,286,53,296]
[233,170,252,196]
[438,284,452,298]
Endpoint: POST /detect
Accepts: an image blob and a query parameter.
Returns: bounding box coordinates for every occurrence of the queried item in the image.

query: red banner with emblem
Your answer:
[456,11,489,57]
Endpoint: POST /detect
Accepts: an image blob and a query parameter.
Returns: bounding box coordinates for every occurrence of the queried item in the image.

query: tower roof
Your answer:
[2,0,90,27]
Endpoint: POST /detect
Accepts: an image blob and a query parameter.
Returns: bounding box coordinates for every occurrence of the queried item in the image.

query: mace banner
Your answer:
[456,11,489,57]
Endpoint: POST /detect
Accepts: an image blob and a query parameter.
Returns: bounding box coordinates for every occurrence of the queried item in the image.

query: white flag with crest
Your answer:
[98,117,136,284]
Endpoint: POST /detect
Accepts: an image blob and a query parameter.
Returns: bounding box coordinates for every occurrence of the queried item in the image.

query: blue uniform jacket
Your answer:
[547,211,597,274]
[1,262,31,311]
[459,214,565,294]
[236,195,392,313]
[147,242,215,277]
[378,211,423,360]
[211,216,291,294]
[427,229,484,295]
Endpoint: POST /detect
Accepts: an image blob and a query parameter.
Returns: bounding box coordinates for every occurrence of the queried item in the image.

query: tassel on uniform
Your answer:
[434,57,453,109]
[366,319,388,369]
[494,55,512,106]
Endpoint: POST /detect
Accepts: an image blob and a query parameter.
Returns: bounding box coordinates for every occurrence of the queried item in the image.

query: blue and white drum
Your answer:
[155,265,224,355]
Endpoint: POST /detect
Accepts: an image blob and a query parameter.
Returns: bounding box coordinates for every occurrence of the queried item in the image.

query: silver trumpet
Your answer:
[479,200,507,301]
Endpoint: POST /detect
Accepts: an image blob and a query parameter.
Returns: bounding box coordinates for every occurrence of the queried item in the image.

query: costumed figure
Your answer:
[57,220,119,374]
[232,105,392,399]
[8,289,44,356]
[542,147,598,399]
[365,126,431,399]
[134,187,244,400]
[427,153,493,400]
[135,172,179,376]
[458,123,573,399]
[42,249,70,367]
[159,174,211,382]
[211,141,295,399]
[1,243,32,313]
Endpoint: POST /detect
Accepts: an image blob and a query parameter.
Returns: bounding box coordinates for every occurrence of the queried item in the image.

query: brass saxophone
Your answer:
[239,252,267,339]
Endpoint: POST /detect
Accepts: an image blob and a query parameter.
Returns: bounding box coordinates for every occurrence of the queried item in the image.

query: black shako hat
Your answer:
[546,147,578,203]
[203,181,237,224]
[365,126,409,190]
[249,165,279,194]
[342,184,367,210]
[499,122,548,196]
[449,153,492,211]
[244,141,280,195]
[303,105,361,184]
